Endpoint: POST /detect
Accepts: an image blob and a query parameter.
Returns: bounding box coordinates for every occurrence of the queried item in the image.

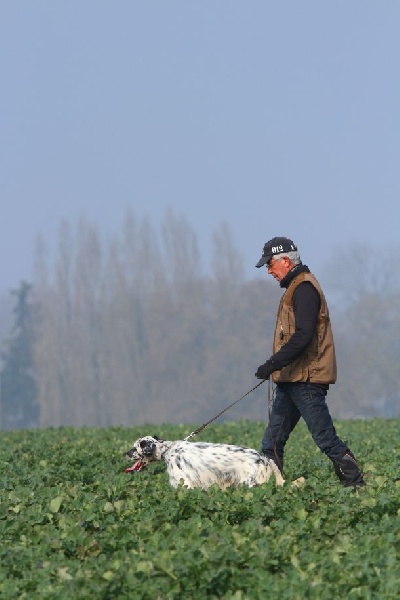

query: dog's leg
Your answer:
[269,460,304,487]
[290,477,305,487]
[270,459,285,486]
[167,462,197,489]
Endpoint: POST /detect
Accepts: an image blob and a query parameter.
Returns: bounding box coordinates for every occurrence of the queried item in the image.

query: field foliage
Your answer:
[1,419,399,599]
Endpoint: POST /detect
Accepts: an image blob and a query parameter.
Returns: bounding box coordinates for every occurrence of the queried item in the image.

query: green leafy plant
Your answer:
[0,420,399,599]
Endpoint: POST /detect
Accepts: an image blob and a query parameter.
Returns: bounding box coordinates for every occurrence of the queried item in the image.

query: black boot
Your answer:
[331,451,366,487]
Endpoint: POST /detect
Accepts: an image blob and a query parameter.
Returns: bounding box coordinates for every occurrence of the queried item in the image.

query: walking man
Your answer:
[255,236,365,487]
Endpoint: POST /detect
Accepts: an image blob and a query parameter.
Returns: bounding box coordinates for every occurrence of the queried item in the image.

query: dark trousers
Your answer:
[261,382,348,470]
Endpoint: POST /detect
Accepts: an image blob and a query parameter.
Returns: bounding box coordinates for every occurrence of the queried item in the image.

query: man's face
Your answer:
[267,256,292,282]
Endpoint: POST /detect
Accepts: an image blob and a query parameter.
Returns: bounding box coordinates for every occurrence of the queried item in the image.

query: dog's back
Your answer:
[165,440,284,489]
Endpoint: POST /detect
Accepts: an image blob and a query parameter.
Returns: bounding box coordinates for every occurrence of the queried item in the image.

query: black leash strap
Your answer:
[184,379,266,441]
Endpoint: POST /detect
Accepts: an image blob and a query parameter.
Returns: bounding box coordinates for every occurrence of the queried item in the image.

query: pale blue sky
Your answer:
[1,2,399,292]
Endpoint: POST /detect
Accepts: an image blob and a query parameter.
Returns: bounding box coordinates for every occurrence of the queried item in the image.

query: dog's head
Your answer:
[125,435,164,472]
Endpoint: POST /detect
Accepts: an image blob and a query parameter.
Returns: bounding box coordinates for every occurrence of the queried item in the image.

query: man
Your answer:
[255,236,365,487]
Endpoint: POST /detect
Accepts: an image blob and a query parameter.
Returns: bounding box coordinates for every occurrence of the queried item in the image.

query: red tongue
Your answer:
[125,459,144,473]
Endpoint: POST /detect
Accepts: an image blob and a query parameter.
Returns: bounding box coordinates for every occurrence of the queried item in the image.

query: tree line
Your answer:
[1,211,399,429]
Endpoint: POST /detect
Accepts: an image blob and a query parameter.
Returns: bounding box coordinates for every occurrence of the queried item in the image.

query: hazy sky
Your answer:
[1,2,399,293]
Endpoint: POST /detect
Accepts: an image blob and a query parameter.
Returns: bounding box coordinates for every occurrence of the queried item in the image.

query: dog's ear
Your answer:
[139,438,156,457]
[153,435,163,442]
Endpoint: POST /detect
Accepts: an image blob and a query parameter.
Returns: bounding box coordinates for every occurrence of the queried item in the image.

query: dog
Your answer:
[125,435,288,490]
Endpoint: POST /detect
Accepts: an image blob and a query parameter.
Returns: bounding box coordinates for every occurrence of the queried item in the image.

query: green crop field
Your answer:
[1,420,399,599]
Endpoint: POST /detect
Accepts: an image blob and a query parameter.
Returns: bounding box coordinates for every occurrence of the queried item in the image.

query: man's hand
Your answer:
[255,360,275,380]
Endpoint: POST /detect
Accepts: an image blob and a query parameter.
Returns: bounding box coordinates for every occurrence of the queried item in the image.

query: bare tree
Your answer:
[31,221,400,428]
[325,244,400,418]
[34,221,74,426]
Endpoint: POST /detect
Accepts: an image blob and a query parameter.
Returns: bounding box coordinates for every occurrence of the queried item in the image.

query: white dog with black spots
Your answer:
[125,435,304,490]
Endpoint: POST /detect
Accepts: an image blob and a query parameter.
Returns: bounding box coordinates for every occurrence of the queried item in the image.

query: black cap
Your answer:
[255,237,298,268]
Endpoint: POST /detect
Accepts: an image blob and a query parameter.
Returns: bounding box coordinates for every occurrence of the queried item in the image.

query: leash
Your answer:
[184,379,266,441]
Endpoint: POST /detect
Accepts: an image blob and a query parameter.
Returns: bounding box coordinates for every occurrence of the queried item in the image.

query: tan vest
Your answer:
[272,272,337,384]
